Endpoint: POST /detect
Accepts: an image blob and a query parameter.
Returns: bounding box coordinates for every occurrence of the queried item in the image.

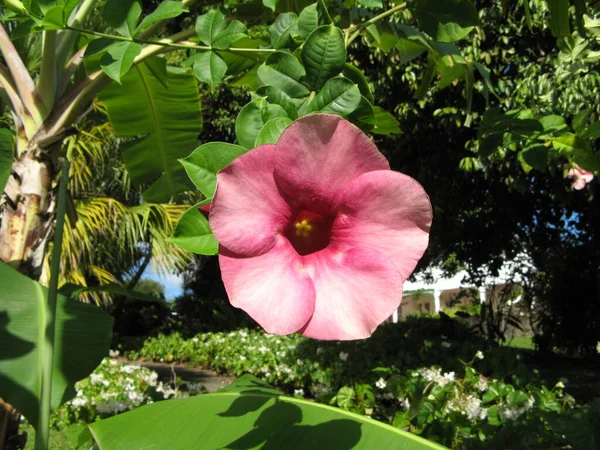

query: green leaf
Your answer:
[257,52,310,98]
[134,1,188,36]
[263,0,279,12]
[298,3,320,40]
[0,128,14,194]
[307,78,361,116]
[42,5,65,29]
[255,85,299,119]
[371,107,402,136]
[103,0,142,38]
[410,0,478,42]
[572,109,590,135]
[581,121,600,139]
[170,202,219,255]
[539,115,568,134]
[255,117,293,146]
[213,21,248,50]
[195,9,227,45]
[236,98,288,149]
[521,145,548,172]
[0,262,113,429]
[180,142,248,199]
[342,63,374,103]
[193,51,227,88]
[347,96,376,132]
[98,58,203,203]
[547,0,571,37]
[219,38,267,75]
[89,375,447,450]
[396,38,428,64]
[100,41,143,83]
[301,25,346,91]
[414,53,436,100]
[552,133,598,171]
[357,0,382,8]
[270,12,298,48]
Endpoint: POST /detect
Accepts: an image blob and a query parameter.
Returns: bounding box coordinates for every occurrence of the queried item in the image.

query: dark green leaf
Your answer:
[255,117,293,146]
[257,52,310,98]
[135,1,188,36]
[213,21,248,50]
[103,0,141,38]
[236,98,288,149]
[396,38,428,64]
[572,109,590,135]
[539,115,568,134]
[195,9,226,45]
[89,375,446,450]
[298,3,320,40]
[42,5,65,29]
[179,142,248,199]
[170,202,218,255]
[414,53,436,100]
[270,12,298,48]
[301,25,346,91]
[347,96,376,132]
[100,41,143,83]
[548,0,571,37]
[193,51,227,88]
[581,121,600,139]
[521,145,548,172]
[0,128,14,194]
[342,63,374,103]
[255,85,299,119]
[307,77,361,116]
[410,0,478,42]
[59,283,163,303]
[0,262,113,429]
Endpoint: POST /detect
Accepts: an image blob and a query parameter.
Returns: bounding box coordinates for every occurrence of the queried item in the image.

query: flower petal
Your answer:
[220,237,316,335]
[300,246,403,340]
[274,114,389,213]
[332,170,432,280]
[210,144,292,256]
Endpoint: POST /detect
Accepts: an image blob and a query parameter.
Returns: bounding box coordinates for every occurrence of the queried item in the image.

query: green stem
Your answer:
[34,160,70,450]
[65,26,276,53]
[39,30,57,116]
[346,2,408,45]
[56,0,103,69]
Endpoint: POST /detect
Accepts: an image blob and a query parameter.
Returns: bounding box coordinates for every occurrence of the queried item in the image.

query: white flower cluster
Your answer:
[445,391,487,421]
[498,396,535,421]
[375,378,387,390]
[474,376,488,392]
[416,367,456,387]
[339,351,349,361]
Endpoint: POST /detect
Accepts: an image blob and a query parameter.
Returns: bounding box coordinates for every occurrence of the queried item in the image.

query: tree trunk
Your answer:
[0,149,54,279]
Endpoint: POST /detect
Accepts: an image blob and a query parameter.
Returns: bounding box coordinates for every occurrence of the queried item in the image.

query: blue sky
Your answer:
[143,266,184,300]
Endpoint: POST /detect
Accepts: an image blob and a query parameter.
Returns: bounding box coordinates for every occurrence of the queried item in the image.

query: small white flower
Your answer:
[339,351,349,361]
[441,342,451,348]
[293,388,305,396]
[192,337,199,343]
[475,351,484,360]
[258,346,269,354]
[375,378,387,389]
[316,347,324,354]
[296,359,304,366]
[240,355,247,361]
[108,349,120,358]
[555,381,565,389]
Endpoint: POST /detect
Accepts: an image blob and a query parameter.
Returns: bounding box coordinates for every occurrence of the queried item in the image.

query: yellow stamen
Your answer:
[295,219,313,237]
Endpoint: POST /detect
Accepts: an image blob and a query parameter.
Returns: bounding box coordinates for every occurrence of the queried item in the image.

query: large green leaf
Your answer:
[192,51,227,88]
[179,142,248,199]
[301,25,346,91]
[257,52,310,98]
[410,0,478,42]
[0,128,14,194]
[195,10,227,45]
[134,1,187,36]
[255,117,293,146]
[89,375,447,450]
[270,12,298,48]
[103,0,141,38]
[100,41,143,83]
[307,77,361,116]
[98,57,203,203]
[170,202,219,255]
[547,0,571,37]
[236,98,288,149]
[0,262,113,429]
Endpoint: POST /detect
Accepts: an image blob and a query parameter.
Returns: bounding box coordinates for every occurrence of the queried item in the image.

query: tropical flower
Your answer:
[567,164,594,190]
[210,114,432,340]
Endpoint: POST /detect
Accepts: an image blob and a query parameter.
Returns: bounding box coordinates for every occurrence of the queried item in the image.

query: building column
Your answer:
[433,290,441,313]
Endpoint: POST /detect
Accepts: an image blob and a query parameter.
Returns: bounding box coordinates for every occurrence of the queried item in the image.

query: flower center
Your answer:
[285,210,332,255]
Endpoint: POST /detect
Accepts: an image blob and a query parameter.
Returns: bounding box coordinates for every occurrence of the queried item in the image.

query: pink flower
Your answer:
[209,114,432,340]
[568,165,594,190]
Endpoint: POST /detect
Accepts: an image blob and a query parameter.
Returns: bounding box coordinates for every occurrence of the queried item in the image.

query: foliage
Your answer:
[49,357,198,430]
